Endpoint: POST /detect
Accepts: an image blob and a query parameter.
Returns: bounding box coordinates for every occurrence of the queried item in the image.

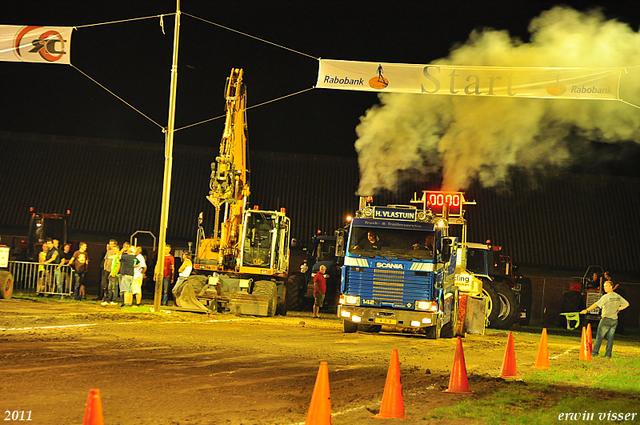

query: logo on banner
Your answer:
[546,73,566,96]
[369,64,389,89]
[14,26,67,62]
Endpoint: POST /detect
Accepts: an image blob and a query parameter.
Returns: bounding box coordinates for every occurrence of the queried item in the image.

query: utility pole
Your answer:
[154,0,180,311]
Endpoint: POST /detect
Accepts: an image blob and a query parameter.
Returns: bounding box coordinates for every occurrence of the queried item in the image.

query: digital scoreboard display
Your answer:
[425,191,463,216]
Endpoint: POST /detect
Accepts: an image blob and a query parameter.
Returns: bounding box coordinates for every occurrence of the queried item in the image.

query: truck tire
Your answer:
[285,275,304,311]
[0,271,14,299]
[343,319,358,333]
[425,318,442,339]
[491,281,519,329]
[481,279,500,327]
[253,281,277,317]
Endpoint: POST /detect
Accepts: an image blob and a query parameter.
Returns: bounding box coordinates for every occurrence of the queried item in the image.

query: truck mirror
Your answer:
[441,238,451,262]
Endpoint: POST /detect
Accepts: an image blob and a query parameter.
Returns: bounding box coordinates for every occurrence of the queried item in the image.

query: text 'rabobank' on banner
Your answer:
[0,25,73,65]
[317,59,622,100]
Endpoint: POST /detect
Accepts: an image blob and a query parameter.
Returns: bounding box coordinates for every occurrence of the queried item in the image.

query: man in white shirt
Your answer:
[581,280,629,358]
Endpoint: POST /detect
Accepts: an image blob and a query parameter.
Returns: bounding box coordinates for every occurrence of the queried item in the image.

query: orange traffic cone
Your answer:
[579,327,592,362]
[443,337,473,394]
[586,323,593,354]
[305,362,332,425]
[374,349,406,419]
[532,328,550,369]
[82,389,104,425]
[579,326,586,361]
[499,332,517,378]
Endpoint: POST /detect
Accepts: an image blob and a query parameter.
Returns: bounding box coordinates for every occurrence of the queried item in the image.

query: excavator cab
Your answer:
[240,209,290,276]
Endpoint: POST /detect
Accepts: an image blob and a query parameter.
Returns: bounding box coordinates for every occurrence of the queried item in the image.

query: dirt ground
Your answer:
[1,298,639,425]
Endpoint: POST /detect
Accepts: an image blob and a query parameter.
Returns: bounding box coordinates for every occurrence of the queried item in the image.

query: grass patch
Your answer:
[427,387,639,425]
[428,352,640,424]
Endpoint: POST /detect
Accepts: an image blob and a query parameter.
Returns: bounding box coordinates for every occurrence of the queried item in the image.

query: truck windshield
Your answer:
[348,226,435,260]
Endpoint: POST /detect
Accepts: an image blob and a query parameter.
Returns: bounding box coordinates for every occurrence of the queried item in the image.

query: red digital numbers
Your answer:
[426,192,462,215]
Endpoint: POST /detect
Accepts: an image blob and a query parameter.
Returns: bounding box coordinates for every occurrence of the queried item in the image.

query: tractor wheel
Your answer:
[0,271,13,299]
[275,284,288,316]
[481,279,500,327]
[285,274,304,311]
[343,319,358,333]
[491,281,519,329]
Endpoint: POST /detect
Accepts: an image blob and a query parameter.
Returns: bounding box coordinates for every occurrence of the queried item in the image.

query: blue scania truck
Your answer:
[337,193,466,339]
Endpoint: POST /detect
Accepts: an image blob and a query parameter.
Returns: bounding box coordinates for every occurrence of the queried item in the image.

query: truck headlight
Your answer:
[343,295,360,306]
[415,301,438,312]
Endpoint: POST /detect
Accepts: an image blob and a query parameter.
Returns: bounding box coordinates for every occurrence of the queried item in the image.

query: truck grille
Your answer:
[346,268,432,305]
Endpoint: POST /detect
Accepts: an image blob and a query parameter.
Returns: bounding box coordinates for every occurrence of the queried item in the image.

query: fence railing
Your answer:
[9,261,75,297]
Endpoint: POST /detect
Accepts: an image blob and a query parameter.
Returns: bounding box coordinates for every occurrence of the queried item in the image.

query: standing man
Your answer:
[172,251,192,294]
[132,246,147,306]
[159,244,175,306]
[580,280,629,359]
[119,245,136,307]
[69,242,89,300]
[44,239,59,293]
[56,243,74,297]
[100,240,117,302]
[313,264,327,319]
[605,271,626,335]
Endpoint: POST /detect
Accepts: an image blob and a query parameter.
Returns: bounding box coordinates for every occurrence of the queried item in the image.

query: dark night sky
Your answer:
[2,0,640,163]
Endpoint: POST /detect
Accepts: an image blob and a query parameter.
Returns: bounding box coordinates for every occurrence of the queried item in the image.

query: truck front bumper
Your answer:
[338,305,439,329]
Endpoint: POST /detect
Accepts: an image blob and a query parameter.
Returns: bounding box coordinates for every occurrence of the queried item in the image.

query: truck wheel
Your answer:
[425,318,442,339]
[491,281,519,329]
[253,281,277,317]
[481,280,500,327]
[285,275,304,311]
[343,319,358,333]
[0,271,13,299]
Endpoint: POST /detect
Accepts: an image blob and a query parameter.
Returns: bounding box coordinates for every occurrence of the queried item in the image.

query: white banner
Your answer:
[0,25,73,64]
[317,59,622,100]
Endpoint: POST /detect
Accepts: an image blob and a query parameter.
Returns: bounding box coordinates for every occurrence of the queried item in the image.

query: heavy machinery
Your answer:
[9,209,70,261]
[174,69,291,316]
[417,191,527,329]
[338,192,486,338]
[286,228,347,313]
[464,241,532,328]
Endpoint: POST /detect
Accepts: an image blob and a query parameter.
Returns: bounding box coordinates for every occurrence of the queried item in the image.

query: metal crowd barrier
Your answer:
[9,261,75,297]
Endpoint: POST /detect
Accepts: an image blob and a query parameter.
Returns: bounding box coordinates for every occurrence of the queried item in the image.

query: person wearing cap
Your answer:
[581,280,629,358]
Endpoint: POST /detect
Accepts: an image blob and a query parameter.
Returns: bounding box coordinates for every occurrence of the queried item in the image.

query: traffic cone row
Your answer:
[83,329,562,424]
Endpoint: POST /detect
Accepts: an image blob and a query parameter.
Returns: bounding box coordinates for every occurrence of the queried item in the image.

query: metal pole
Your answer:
[154,0,181,311]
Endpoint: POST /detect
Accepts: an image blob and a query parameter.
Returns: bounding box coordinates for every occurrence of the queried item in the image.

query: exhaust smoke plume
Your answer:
[355,6,640,194]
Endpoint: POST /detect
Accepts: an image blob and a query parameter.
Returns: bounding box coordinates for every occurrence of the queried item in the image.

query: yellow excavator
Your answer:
[174,69,291,316]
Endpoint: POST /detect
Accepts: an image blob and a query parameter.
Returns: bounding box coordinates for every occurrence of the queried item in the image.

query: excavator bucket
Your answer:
[228,292,271,316]
[227,280,277,317]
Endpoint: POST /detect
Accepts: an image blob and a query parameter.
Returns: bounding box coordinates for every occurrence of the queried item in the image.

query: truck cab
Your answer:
[338,202,460,339]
